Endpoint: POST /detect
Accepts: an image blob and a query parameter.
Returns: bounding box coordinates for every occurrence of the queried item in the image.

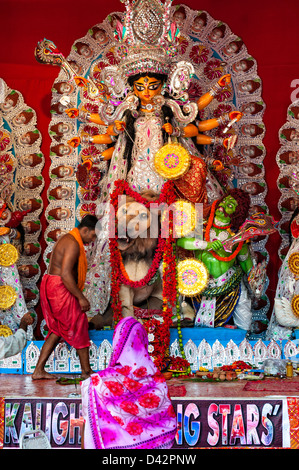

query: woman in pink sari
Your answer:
[81,317,177,449]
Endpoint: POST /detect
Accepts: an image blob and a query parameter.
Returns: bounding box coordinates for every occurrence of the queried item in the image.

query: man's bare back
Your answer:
[48,233,79,279]
[48,233,90,312]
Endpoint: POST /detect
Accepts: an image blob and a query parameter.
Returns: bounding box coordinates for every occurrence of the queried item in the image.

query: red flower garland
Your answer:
[143,317,170,371]
[117,237,165,288]
[109,180,177,336]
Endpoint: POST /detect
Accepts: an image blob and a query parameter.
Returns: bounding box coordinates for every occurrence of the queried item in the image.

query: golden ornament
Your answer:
[0,285,17,309]
[171,199,196,238]
[154,141,191,180]
[177,258,209,296]
[0,324,13,337]
[0,243,19,267]
[288,252,299,277]
[291,295,299,318]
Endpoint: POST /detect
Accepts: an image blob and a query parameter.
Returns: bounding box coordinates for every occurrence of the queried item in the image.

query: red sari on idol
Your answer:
[81,317,177,449]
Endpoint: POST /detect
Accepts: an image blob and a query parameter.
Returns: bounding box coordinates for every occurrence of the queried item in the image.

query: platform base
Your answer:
[1,373,299,449]
[1,327,298,376]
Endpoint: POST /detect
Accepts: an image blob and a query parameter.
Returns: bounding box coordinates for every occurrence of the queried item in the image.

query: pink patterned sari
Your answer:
[81,317,177,449]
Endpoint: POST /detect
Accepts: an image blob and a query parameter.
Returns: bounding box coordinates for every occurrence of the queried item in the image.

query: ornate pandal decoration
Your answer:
[131,0,165,44]
[100,93,139,124]
[165,96,198,125]
[0,79,43,336]
[100,65,128,100]
[166,60,195,101]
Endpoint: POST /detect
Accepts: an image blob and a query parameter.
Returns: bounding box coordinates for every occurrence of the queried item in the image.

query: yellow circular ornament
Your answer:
[0,285,17,309]
[172,200,196,237]
[0,243,19,267]
[0,324,13,337]
[288,252,299,277]
[292,295,299,318]
[154,142,191,180]
[177,258,209,296]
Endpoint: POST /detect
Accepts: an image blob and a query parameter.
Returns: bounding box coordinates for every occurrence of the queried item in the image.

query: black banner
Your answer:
[3,398,284,449]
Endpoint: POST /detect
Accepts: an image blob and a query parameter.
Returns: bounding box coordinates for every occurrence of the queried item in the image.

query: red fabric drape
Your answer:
[1,0,299,331]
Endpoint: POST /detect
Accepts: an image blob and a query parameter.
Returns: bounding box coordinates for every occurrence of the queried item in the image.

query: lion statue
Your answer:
[116,190,164,317]
[89,190,195,329]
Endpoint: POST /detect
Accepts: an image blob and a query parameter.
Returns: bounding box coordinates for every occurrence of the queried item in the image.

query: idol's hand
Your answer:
[68,137,81,147]
[106,124,114,136]
[217,74,231,87]
[107,120,126,136]
[114,120,126,133]
[183,124,198,138]
[65,108,79,118]
[223,135,238,150]
[212,159,224,171]
[229,111,242,122]
[162,122,173,134]
[74,76,88,87]
[207,240,223,251]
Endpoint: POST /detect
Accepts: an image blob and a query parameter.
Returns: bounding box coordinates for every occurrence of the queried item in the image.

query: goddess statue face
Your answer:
[133,76,163,106]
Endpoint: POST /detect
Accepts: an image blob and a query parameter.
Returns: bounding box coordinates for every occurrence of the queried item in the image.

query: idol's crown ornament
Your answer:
[115,0,180,77]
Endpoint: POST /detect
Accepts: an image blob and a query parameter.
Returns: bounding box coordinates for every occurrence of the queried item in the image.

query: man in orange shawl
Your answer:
[32,215,98,380]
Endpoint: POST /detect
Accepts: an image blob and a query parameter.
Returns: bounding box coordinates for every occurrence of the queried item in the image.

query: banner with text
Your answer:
[1,397,295,449]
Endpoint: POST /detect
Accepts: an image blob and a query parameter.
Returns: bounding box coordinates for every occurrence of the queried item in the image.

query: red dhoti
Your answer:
[40,274,90,350]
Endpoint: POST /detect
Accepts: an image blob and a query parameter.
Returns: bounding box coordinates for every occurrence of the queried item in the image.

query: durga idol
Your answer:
[66,0,243,316]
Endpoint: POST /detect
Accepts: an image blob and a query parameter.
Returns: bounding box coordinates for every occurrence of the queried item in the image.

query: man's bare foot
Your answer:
[32,370,57,380]
[80,370,93,381]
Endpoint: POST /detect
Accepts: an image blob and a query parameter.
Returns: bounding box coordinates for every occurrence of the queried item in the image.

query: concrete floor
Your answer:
[1,373,299,399]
